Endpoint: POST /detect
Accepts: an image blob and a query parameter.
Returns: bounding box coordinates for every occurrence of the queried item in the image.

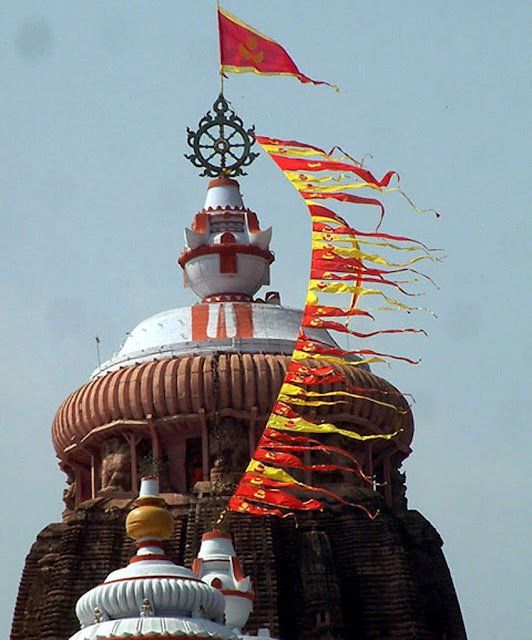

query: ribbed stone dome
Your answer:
[52,353,413,462]
[51,171,413,508]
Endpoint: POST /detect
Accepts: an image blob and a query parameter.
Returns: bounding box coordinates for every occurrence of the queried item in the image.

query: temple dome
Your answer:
[69,618,238,639]
[53,353,412,464]
[92,302,339,378]
[51,152,411,508]
[90,172,356,380]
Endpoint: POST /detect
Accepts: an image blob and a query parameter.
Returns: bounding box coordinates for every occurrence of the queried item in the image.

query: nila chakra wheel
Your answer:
[185,93,258,177]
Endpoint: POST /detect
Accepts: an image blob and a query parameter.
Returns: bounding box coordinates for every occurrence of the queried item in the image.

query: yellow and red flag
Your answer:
[218,5,338,90]
[223,135,439,522]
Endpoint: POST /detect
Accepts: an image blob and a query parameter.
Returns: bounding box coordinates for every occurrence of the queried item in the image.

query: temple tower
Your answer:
[11,96,467,640]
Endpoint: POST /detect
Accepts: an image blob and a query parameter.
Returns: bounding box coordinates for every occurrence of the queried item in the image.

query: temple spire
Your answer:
[178,95,272,302]
[70,477,228,637]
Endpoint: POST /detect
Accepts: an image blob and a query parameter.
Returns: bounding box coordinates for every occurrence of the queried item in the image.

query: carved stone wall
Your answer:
[11,495,467,640]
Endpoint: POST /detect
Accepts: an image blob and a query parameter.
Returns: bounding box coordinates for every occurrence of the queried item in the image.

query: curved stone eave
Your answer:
[53,354,414,466]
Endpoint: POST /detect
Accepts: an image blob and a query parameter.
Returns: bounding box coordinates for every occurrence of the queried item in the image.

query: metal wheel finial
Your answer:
[185,93,258,178]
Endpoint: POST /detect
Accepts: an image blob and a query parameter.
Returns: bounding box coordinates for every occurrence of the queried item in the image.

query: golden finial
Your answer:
[125,476,173,541]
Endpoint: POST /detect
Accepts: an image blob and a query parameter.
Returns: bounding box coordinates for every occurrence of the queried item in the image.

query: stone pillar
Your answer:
[199,409,210,482]
[248,406,257,458]
[124,432,142,493]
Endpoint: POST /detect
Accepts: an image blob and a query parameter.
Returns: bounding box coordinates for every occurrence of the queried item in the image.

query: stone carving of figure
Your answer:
[210,456,235,495]
[209,418,248,494]
[140,598,154,617]
[230,424,249,472]
[62,467,77,510]
[93,607,108,622]
[100,437,130,492]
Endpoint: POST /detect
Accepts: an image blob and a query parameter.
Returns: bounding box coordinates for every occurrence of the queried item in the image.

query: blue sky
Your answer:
[1,2,530,638]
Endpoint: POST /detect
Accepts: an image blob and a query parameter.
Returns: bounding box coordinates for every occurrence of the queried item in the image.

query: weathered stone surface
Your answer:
[11,495,466,640]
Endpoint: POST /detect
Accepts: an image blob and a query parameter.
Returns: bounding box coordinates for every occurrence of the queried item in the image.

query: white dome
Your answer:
[69,616,238,639]
[76,571,225,627]
[184,253,271,299]
[92,302,339,378]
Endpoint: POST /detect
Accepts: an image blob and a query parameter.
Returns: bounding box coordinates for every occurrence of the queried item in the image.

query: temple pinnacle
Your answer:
[185,93,258,177]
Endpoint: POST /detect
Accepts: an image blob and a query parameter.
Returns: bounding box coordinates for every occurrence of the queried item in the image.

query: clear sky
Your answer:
[1,1,530,638]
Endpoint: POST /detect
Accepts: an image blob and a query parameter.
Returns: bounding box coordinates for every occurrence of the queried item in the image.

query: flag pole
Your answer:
[216,1,224,96]
[95,336,101,369]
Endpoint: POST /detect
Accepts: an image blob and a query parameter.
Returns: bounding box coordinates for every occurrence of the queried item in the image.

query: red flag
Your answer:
[297,333,421,365]
[260,436,371,482]
[285,368,345,387]
[272,401,300,418]
[270,154,398,188]
[302,190,386,228]
[302,315,426,339]
[303,302,375,321]
[218,6,337,90]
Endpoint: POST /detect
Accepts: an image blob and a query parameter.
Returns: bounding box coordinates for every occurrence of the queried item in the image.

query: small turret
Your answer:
[179,177,274,302]
[192,530,254,633]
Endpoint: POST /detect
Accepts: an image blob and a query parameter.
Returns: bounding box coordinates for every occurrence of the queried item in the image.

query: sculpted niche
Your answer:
[100,437,131,493]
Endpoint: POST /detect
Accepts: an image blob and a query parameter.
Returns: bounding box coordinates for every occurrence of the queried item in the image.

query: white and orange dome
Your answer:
[178,177,273,301]
[90,175,356,379]
[92,302,338,378]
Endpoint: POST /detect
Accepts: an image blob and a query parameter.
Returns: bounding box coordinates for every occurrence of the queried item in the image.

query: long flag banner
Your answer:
[226,136,440,520]
[218,5,338,90]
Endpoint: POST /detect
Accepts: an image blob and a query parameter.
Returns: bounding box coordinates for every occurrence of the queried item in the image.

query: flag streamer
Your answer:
[226,136,439,521]
[242,462,379,518]
[279,380,410,412]
[260,439,371,482]
[285,362,416,401]
[268,411,401,442]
